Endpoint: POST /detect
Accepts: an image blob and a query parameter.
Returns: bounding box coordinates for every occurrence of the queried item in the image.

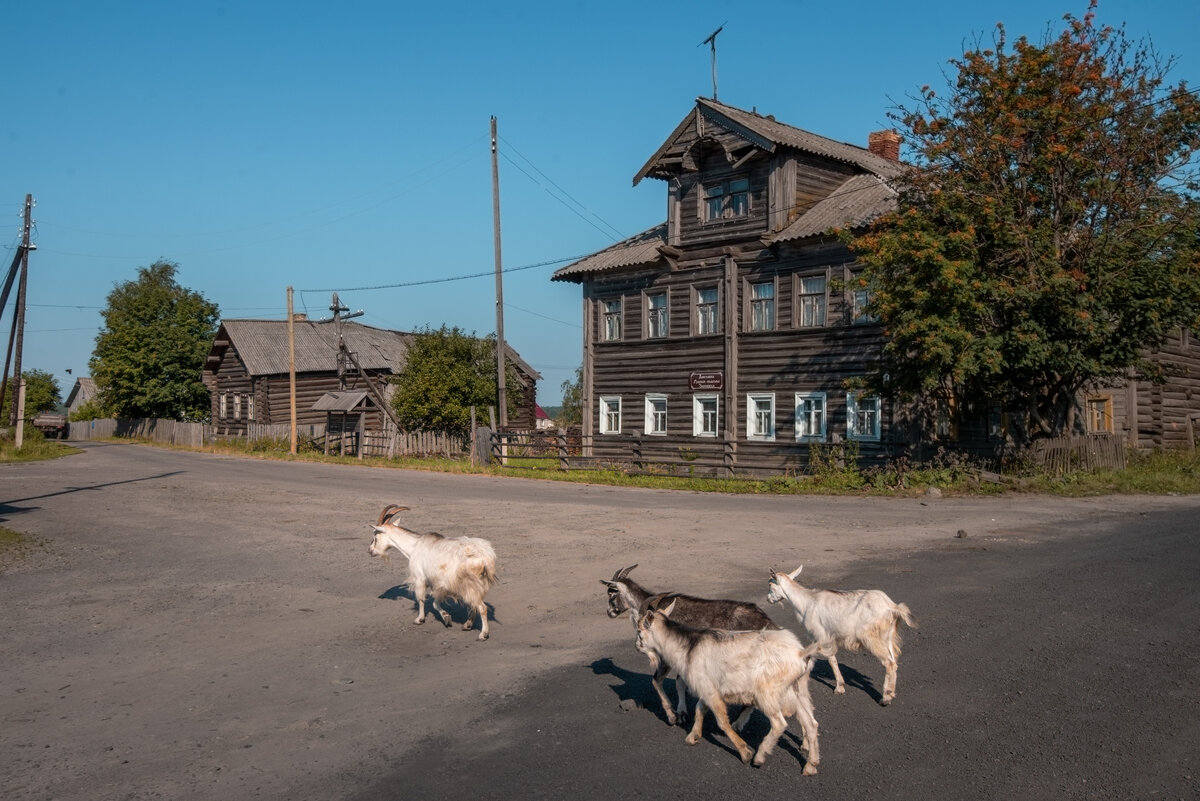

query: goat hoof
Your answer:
[834,686,846,694]
[684,734,700,746]
[738,750,754,765]
[477,632,489,641]
[414,618,425,625]
[880,697,892,706]
[802,763,818,776]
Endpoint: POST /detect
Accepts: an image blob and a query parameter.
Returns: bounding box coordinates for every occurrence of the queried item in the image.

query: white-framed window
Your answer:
[705,177,750,220]
[749,281,775,331]
[746,393,776,441]
[852,286,878,324]
[645,394,668,435]
[247,395,255,422]
[645,291,668,339]
[797,275,827,328]
[794,392,827,442]
[602,298,622,342]
[599,396,622,435]
[232,393,241,421]
[219,392,228,421]
[847,392,881,441]
[693,394,719,437]
[694,286,719,336]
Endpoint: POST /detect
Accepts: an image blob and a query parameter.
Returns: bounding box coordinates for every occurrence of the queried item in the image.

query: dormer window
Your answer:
[705,177,750,221]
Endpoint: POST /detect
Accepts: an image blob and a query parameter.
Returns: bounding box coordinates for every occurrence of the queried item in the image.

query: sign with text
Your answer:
[688,371,724,390]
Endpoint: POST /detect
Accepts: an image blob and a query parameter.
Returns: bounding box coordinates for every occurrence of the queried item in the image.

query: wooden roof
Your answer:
[311,390,373,412]
[204,318,541,381]
[633,97,906,186]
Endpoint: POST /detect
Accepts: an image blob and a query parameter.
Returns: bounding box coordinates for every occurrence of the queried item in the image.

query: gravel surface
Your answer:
[1,442,1197,800]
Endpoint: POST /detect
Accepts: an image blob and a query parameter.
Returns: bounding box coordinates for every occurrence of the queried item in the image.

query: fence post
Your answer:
[558,430,567,470]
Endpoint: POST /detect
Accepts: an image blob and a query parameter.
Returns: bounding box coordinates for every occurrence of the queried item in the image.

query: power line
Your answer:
[300,253,589,295]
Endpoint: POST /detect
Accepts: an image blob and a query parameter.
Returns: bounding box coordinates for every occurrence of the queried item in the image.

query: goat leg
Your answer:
[827,652,846,694]
[650,660,678,726]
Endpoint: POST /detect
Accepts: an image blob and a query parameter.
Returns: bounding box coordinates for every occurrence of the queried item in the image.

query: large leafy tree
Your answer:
[90,261,219,421]
[2,368,62,421]
[557,366,583,426]
[390,325,520,436]
[850,5,1200,441]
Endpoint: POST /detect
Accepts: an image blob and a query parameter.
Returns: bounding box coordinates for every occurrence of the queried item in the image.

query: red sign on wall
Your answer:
[689,371,724,390]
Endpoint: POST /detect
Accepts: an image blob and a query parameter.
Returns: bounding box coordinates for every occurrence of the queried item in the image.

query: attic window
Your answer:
[705,177,750,221]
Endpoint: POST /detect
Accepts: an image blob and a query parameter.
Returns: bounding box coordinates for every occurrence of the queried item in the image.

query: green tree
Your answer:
[849,5,1200,441]
[89,261,220,421]
[2,368,62,421]
[557,366,583,426]
[390,325,520,437]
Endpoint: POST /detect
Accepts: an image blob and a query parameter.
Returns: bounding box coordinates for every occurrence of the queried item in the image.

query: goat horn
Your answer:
[376,504,410,526]
[613,564,638,581]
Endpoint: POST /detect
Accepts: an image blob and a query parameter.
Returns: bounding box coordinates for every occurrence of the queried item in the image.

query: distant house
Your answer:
[65,377,97,417]
[201,318,541,436]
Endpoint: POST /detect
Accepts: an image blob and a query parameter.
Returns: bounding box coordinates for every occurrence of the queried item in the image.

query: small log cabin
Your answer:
[552,98,1200,474]
[202,318,541,436]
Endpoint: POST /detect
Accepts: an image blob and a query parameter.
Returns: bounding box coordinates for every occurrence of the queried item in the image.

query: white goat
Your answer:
[367,504,498,641]
[635,599,823,773]
[767,566,916,705]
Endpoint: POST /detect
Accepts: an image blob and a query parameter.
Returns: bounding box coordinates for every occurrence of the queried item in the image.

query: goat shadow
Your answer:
[810,658,883,704]
[379,584,498,628]
[591,656,816,767]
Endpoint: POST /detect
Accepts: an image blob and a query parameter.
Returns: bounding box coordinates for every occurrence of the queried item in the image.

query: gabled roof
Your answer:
[634,97,906,186]
[206,319,411,377]
[66,376,97,408]
[311,390,374,412]
[204,318,542,381]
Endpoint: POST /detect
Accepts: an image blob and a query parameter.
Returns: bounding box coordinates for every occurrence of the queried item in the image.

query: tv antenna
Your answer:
[700,23,726,100]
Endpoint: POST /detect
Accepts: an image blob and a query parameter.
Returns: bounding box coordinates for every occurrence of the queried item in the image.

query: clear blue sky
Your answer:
[3,1,1197,406]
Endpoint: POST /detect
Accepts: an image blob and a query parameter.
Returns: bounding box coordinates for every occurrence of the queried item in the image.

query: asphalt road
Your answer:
[2,443,1198,800]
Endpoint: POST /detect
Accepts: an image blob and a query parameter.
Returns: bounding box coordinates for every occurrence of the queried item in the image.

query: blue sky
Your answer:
[3,1,1197,406]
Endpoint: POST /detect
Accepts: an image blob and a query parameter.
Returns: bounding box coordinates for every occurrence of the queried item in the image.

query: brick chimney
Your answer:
[868,129,901,161]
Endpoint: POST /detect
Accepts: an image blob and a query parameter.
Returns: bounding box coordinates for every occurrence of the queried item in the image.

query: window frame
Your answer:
[644,290,668,339]
[219,392,228,421]
[851,286,878,325]
[794,391,828,442]
[693,393,719,438]
[796,274,828,329]
[599,395,622,435]
[703,176,751,222]
[693,285,719,337]
[232,393,241,421]
[747,278,777,332]
[644,394,668,436]
[847,392,881,442]
[1086,395,1114,433]
[746,393,776,442]
[601,298,623,342]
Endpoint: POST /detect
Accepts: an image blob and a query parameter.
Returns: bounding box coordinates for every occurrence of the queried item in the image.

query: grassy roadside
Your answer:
[50,434,1200,498]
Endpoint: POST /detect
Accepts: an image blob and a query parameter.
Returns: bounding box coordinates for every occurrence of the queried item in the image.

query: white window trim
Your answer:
[232,393,241,421]
[746,278,777,332]
[794,391,827,442]
[599,395,622,435]
[219,392,227,421]
[693,285,719,336]
[796,273,828,329]
[602,298,622,342]
[746,393,776,442]
[644,290,668,339]
[644,394,668,435]
[693,393,719,438]
[847,392,881,442]
[247,395,255,422]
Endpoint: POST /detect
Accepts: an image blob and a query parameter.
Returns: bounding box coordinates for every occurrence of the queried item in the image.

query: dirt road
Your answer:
[1,443,1196,799]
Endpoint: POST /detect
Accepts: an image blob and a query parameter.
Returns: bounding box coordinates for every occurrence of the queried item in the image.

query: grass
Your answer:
[0,427,81,463]
[15,427,1200,497]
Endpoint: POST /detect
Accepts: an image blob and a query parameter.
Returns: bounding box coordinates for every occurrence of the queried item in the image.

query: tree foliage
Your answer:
[557,366,583,426]
[89,261,220,421]
[2,368,61,421]
[850,4,1200,440]
[390,325,520,437]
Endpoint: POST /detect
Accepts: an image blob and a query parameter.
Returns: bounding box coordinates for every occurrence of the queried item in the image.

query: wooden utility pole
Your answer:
[491,116,508,427]
[287,287,297,455]
[4,195,34,427]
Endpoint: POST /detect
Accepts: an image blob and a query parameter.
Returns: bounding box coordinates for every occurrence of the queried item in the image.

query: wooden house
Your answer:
[65,376,97,417]
[202,318,541,436]
[553,98,1200,474]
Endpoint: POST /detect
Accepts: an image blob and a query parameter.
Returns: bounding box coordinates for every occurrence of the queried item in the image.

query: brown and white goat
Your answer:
[601,564,777,726]
[635,600,823,773]
[368,504,498,641]
[767,565,916,705]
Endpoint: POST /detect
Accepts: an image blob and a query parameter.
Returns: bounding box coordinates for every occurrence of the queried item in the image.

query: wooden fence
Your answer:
[67,418,465,459]
[1026,433,1126,474]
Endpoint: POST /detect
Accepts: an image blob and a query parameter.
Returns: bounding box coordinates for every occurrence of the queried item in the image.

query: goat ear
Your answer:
[600,579,615,588]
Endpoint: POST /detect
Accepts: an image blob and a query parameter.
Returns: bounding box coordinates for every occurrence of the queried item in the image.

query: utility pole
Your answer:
[329,292,363,390]
[3,195,34,427]
[287,287,297,455]
[491,116,508,428]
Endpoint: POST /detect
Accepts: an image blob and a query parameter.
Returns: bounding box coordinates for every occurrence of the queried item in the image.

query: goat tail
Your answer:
[895,602,917,630]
